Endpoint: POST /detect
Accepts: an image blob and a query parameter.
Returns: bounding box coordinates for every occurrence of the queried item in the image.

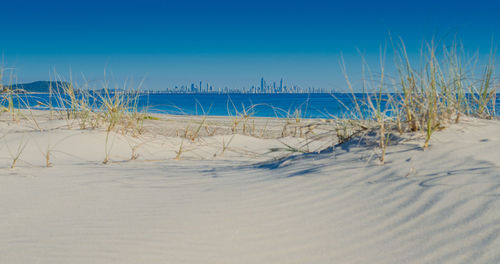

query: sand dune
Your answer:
[0,116,499,263]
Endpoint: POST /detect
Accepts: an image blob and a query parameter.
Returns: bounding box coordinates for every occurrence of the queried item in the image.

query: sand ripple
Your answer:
[1,119,499,263]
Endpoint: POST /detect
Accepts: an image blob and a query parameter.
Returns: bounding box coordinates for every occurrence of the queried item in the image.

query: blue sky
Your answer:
[1,0,499,90]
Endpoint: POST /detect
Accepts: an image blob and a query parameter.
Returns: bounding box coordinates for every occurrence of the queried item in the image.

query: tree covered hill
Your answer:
[1,81,71,93]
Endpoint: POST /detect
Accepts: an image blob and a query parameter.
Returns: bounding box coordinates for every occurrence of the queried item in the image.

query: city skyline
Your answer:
[155,77,331,94]
[3,77,332,94]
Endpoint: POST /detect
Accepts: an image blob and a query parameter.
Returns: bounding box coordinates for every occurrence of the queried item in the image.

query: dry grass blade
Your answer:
[7,137,29,169]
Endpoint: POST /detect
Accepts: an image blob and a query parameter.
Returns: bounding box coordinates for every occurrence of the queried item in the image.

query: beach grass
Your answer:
[0,37,498,167]
[338,37,497,162]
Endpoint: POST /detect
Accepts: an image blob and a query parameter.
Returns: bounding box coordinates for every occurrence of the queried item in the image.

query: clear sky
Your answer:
[1,0,499,91]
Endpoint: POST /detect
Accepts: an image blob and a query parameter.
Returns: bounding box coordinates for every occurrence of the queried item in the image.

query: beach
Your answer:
[3,0,500,262]
[0,111,499,263]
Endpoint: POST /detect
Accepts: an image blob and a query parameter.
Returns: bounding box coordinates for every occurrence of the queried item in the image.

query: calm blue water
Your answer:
[143,93,361,118]
[2,93,500,119]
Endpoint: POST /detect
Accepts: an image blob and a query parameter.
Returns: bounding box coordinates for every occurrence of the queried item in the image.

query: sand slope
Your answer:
[0,118,499,263]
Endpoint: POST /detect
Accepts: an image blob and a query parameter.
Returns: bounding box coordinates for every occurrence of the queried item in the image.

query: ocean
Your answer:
[3,93,500,119]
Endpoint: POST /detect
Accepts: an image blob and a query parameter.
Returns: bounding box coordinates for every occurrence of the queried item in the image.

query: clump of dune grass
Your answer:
[7,137,29,169]
[0,68,21,122]
[37,74,149,164]
[0,68,47,131]
[340,37,498,163]
[123,137,149,161]
[280,108,307,137]
[391,38,497,145]
[36,135,73,167]
[99,87,144,164]
[45,72,148,137]
[186,115,207,141]
[216,134,235,157]
[175,139,186,160]
[226,99,262,136]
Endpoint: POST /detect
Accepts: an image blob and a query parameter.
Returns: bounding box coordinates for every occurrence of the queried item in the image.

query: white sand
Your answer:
[0,114,499,263]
